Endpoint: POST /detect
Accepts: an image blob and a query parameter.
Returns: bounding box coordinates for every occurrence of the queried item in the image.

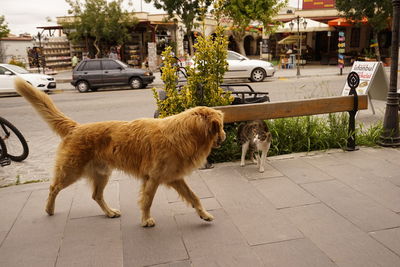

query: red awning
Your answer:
[328,17,368,27]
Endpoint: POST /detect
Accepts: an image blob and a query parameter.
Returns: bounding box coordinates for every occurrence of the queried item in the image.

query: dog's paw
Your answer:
[240,162,245,167]
[199,210,214,222]
[259,167,265,173]
[141,217,156,227]
[45,205,54,216]
[45,208,54,216]
[106,209,121,218]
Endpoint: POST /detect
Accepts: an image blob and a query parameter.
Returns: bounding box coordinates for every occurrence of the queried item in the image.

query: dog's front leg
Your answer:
[168,179,214,222]
[139,179,159,227]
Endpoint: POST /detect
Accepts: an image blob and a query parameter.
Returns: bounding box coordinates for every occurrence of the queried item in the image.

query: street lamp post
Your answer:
[380,0,400,146]
[289,16,307,77]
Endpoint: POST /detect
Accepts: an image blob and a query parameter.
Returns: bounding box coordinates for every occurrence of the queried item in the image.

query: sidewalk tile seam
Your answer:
[0,191,32,249]
[172,214,194,264]
[54,185,76,267]
[369,230,400,258]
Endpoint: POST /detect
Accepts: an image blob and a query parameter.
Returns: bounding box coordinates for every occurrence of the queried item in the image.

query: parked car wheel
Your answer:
[76,80,90,93]
[130,77,143,89]
[250,68,266,82]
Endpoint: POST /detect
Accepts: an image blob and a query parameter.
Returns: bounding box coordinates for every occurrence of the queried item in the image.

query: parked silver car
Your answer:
[225,50,275,82]
[187,51,275,82]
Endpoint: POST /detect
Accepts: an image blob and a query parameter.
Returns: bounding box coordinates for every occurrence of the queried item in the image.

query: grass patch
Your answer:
[210,113,383,163]
[0,177,49,188]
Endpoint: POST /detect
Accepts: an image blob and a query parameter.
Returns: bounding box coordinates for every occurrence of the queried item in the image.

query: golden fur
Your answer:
[15,77,225,227]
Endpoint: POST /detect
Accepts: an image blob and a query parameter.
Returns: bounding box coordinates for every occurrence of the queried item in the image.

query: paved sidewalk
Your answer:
[1,147,400,266]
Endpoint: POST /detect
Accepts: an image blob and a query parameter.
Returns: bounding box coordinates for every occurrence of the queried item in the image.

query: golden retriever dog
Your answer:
[15,78,225,227]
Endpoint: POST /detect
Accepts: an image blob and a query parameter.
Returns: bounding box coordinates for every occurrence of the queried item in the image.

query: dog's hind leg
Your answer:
[168,179,214,222]
[46,165,82,216]
[139,178,159,227]
[87,166,120,218]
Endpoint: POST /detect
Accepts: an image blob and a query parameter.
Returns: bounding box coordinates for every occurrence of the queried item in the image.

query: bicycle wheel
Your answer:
[0,137,7,161]
[0,117,29,162]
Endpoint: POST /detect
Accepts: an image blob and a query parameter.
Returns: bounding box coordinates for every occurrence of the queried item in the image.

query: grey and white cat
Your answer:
[237,120,272,173]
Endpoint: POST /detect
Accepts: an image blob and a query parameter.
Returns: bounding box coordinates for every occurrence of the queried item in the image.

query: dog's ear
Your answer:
[210,119,221,135]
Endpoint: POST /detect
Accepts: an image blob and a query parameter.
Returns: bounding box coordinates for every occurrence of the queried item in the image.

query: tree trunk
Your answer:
[94,36,101,58]
[232,29,246,56]
[188,33,194,56]
[235,39,246,56]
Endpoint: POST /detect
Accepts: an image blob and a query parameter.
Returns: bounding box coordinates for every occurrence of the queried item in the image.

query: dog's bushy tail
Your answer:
[14,77,78,138]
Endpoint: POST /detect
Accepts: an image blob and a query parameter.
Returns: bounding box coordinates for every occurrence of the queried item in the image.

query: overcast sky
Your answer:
[2,0,301,36]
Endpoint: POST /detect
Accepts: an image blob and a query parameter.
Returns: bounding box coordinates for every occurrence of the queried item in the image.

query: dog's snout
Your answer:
[217,131,226,145]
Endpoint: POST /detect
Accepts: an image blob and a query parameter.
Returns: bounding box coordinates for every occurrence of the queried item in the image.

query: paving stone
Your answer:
[283,203,400,267]
[0,191,30,244]
[165,171,213,203]
[370,227,400,257]
[69,181,120,219]
[119,178,188,267]
[56,216,123,267]
[252,238,336,267]
[233,162,284,180]
[303,180,400,232]
[361,148,400,186]
[309,162,400,213]
[190,243,264,267]
[175,209,263,266]
[151,260,192,267]
[168,197,221,216]
[302,153,346,169]
[252,177,320,209]
[270,158,334,184]
[331,149,400,178]
[200,167,303,245]
[0,187,74,266]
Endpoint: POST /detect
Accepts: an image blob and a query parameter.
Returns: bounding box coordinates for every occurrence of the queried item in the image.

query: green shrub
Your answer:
[153,1,232,118]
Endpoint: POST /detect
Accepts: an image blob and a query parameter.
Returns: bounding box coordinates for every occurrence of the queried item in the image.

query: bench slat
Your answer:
[214,95,368,123]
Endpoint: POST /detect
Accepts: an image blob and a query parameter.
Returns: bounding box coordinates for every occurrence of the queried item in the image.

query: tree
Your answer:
[0,15,10,62]
[336,0,392,61]
[144,0,211,56]
[222,0,286,56]
[0,15,10,39]
[63,0,138,58]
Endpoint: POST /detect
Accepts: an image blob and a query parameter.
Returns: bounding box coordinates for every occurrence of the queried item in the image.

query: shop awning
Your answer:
[276,18,334,33]
[278,35,306,45]
[328,17,368,27]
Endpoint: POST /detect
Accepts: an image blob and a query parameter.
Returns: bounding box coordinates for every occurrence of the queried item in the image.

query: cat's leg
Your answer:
[251,150,258,164]
[241,141,249,167]
[259,150,266,173]
[259,142,271,173]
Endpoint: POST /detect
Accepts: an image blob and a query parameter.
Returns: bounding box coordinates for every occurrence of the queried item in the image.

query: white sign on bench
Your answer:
[342,61,389,113]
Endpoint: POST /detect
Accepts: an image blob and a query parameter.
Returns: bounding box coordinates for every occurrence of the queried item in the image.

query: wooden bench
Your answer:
[214,94,368,151]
